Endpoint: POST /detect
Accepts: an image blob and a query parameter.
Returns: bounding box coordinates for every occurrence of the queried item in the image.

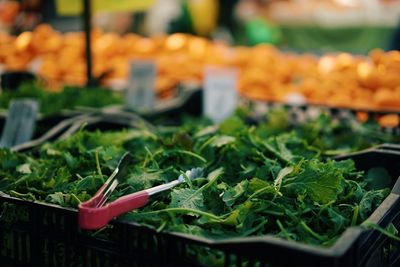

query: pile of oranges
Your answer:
[1,24,400,111]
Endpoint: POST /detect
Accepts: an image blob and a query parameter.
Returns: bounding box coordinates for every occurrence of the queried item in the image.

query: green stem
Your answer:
[91,226,110,237]
[242,220,267,236]
[136,208,223,222]
[156,221,168,232]
[8,190,36,201]
[362,222,400,241]
[277,219,292,240]
[26,187,46,195]
[200,169,222,191]
[95,150,102,177]
[300,221,324,241]
[198,136,216,152]
[262,142,293,165]
[70,193,82,204]
[13,175,30,186]
[172,150,207,163]
[351,205,359,226]
[262,210,285,216]
[248,185,276,200]
[143,146,159,168]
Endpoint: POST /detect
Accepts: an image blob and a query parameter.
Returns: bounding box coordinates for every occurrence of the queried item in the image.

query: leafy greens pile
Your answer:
[251,107,400,155]
[0,83,123,116]
[0,115,393,247]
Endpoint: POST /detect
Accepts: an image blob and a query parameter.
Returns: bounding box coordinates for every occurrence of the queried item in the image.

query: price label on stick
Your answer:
[203,67,238,123]
[0,99,39,148]
[125,60,156,111]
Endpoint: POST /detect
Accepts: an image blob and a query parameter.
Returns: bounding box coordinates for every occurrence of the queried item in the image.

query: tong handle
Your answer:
[108,190,149,218]
[79,190,149,230]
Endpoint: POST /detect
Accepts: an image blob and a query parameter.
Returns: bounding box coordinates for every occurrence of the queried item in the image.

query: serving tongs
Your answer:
[79,152,203,230]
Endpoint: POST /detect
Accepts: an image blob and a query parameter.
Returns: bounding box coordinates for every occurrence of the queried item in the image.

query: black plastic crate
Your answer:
[1,148,399,267]
[0,85,201,149]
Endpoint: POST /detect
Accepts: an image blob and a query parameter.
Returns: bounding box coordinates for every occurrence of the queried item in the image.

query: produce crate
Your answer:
[1,147,399,267]
[0,84,201,142]
[245,100,400,133]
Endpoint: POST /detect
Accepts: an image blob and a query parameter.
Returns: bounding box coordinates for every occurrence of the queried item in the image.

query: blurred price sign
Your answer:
[125,60,156,111]
[0,99,39,148]
[56,0,155,16]
[203,67,238,123]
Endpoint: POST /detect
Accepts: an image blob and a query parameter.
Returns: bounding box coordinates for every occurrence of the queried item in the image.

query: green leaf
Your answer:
[206,168,224,184]
[248,177,270,193]
[169,168,224,211]
[222,201,253,226]
[222,180,248,207]
[170,188,205,210]
[209,136,236,148]
[274,166,294,191]
[281,160,343,204]
[327,208,349,233]
[219,116,245,135]
[53,167,72,188]
[203,184,226,214]
[126,170,166,191]
[359,189,390,221]
[63,152,77,169]
[0,149,26,170]
[46,192,66,206]
[75,175,104,193]
[194,125,218,138]
[172,132,193,150]
[364,167,392,190]
[258,107,290,136]
[16,163,31,174]
[275,138,294,162]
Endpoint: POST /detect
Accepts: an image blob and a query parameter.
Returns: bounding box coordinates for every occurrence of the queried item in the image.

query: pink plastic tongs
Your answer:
[79,152,203,230]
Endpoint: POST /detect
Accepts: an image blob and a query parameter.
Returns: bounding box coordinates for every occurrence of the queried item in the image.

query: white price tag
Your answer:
[203,67,238,123]
[0,99,39,148]
[125,60,156,111]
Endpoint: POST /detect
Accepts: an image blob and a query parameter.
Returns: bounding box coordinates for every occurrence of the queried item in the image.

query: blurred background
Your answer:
[1,0,400,112]
[0,0,400,53]
[2,0,400,52]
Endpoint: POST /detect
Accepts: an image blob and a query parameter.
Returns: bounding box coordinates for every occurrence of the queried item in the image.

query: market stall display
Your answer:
[1,3,400,266]
[0,111,399,266]
[2,25,400,112]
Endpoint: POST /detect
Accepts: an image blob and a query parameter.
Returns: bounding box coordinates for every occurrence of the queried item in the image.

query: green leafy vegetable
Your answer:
[281,160,343,204]
[0,82,123,116]
[0,114,393,249]
[252,107,400,154]
[171,188,205,210]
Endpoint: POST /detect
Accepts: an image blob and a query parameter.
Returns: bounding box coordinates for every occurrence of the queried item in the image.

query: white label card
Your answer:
[203,67,238,123]
[125,60,156,111]
[0,99,39,148]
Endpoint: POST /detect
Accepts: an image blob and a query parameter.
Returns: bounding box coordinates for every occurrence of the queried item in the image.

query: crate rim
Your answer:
[1,190,399,259]
[243,96,400,115]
